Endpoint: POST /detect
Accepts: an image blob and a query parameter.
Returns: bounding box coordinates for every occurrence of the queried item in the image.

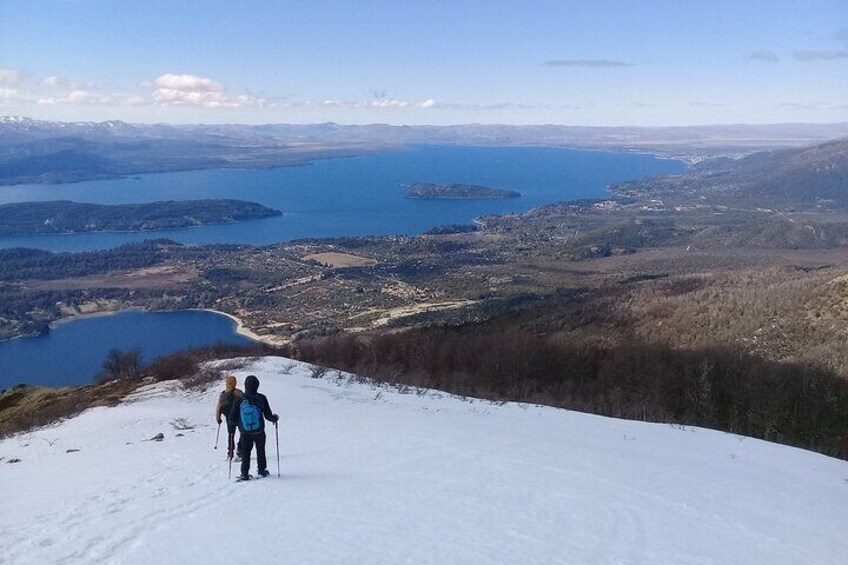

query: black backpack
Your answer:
[220,390,238,418]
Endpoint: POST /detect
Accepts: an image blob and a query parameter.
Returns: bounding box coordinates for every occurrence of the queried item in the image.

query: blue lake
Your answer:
[0,310,254,389]
[0,145,685,387]
[0,145,685,252]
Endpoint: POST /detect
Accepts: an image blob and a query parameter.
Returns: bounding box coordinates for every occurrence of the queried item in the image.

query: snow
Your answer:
[1,356,847,565]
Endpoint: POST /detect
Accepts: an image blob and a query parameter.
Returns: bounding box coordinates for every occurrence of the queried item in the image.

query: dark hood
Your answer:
[244,375,260,395]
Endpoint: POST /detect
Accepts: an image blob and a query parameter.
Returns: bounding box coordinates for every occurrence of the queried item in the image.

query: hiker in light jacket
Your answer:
[215,375,243,460]
[230,374,278,480]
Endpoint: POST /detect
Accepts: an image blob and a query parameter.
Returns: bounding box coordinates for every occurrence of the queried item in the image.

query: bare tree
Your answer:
[100,348,143,382]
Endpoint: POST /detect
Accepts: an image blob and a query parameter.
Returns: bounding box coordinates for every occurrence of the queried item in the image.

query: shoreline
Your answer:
[49,307,145,329]
[0,146,386,188]
[0,308,286,390]
[54,307,286,348]
[192,309,289,347]
[0,306,141,343]
[3,307,284,346]
[0,145,686,254]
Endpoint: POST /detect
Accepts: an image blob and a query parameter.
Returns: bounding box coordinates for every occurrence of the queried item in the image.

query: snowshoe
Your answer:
[236,474,253,482]
[258,469,270,477]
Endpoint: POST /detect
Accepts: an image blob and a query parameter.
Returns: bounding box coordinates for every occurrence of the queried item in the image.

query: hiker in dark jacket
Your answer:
[230,374,278,480]
[215,375,243,460]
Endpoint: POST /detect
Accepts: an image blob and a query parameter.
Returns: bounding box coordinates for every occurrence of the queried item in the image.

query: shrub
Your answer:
[97,349,142,383]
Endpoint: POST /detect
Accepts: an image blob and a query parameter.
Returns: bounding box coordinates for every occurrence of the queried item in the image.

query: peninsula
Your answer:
[0,199,282,235]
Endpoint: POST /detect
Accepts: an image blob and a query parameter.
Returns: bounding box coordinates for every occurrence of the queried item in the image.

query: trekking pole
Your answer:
[214,422,221,450]
[228,454,233,480]
[275,421,280,477]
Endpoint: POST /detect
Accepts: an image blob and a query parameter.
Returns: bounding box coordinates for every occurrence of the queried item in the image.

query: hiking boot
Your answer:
[238,474,251,481]
[258,469,270,477]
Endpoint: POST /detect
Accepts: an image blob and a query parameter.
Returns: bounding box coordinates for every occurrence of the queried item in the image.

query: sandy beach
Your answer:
[195,309,288,347]
[49,307,143,329]
[49,307,285,348]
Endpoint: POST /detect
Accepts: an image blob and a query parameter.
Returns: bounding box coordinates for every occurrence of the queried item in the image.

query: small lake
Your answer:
[0,145,685,252]
[0,310,255,389]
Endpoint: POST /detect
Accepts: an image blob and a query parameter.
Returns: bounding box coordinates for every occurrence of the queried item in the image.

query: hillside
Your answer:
[1,357,846,564]
[612,137,848,209]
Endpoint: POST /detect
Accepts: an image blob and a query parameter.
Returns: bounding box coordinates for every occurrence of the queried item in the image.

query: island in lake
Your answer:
[0,199,282,235]
[403,183,521,200]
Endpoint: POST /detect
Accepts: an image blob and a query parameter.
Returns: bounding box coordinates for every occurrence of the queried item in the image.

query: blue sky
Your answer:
[0,0,846,125]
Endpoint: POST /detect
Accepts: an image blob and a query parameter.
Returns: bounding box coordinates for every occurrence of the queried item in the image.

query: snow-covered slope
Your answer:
[1,357,846,565]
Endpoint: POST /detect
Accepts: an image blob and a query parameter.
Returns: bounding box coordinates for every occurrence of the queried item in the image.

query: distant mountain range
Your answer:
[2,116,848,186]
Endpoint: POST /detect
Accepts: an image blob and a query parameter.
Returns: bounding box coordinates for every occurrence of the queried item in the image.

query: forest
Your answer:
[297,318,848,459]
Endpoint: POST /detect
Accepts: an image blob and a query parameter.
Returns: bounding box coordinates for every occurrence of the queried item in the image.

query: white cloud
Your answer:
[367,98,410,108]
[41,75,94,91]
[2,67,441,115]
[0,69,24,86]
[67,90,90,104]
[124,96,148,107]
[150,73,268,108]
[37,89,120,106]
[154,73,223,92]
[0,88,24,103]
[42,76,64,88]
[301,96,438,110]
[33,75,125,106]
[352,96,438,109]
[433,101,549,111]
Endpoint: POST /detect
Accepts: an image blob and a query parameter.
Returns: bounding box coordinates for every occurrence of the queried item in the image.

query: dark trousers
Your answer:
[227,423,237,456]
[239,430,267,477]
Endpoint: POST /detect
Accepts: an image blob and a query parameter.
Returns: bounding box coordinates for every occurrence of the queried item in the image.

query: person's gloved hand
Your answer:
[271,414,279,423]
[216,416,222,424]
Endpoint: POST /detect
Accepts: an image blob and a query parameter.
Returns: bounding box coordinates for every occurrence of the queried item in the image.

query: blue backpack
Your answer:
[240,396,262,432]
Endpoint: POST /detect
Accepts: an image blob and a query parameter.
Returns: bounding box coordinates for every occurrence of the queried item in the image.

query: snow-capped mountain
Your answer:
[0,116,140,137]
[1,357,846,564]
